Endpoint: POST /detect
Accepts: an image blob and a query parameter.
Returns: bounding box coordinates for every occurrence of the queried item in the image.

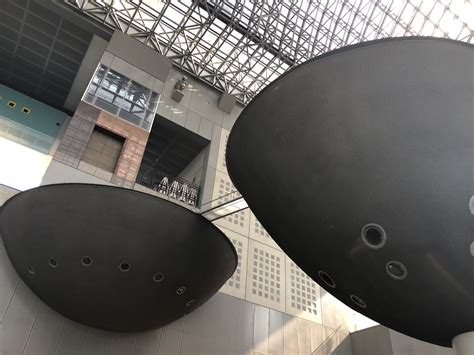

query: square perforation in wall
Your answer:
[249,212,280,249]
[246,239,285,312]
[285,258,322,324]
[217,227,248,299]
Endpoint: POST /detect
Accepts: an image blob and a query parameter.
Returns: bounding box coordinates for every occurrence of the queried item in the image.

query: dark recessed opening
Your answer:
[186,300,196,307]
[318,270,336,288]
[82,256,93,267]
[361,223,386,249]
[119,262,130,272]
[153,273,164,283]
[81,126,125,174]
[136,115,209,206]
[350,294,367,308]
[49,258,58,268]
[176,286,187,295]
[27,265,35,275]
[386,261,407,280]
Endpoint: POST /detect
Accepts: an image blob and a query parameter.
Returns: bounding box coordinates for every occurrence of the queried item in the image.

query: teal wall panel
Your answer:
[0,85,67,138]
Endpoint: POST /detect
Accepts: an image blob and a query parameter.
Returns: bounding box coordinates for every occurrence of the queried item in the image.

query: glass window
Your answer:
[83,64,160,131]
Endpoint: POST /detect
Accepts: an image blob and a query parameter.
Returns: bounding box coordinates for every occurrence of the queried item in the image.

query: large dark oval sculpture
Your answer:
[226,38,474,347]
[0,183,237,331]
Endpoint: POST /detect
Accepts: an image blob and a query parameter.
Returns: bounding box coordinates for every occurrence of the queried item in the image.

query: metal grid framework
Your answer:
[61,0,474,104]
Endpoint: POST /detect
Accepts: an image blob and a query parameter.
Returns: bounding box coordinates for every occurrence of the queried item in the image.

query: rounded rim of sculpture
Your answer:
[227,36,473,142]
[0,183,238,265]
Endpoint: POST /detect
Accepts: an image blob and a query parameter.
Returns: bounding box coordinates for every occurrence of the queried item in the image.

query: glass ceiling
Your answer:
[62,0,473,104]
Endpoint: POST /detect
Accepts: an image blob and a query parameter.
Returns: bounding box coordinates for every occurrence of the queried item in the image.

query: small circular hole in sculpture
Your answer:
[176,286,187,295]
[28,265,35,275]
[318,270,336,288]
[361,223,386,249]
[153,273,164,283]
[82,256,93,267]
[49,258,58,268]
[119,262,130,272]
[386,261,407,280]
[350,294,367,308]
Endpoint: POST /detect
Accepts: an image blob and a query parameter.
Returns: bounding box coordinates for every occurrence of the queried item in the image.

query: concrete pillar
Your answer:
[452,332,474,355]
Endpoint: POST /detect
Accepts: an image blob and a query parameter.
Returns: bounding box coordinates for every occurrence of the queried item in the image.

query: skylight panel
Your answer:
[67,0,474,105]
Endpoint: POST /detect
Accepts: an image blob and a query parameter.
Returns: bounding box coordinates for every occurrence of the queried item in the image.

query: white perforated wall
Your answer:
[246,239,285,312]
[212,171,250,235]
[217,227,248,299]
[285,259,322,324]
[249,212,280,249]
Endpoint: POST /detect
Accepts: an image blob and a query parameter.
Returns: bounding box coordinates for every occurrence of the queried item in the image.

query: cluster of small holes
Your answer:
[251,247,281,302]
[226,239,242,289]
[26,257,195,304]
[254,219,271,239]
[217,177,245,227]
[218,178,232,203]
[227,210,245,227]
[289,262,318,315]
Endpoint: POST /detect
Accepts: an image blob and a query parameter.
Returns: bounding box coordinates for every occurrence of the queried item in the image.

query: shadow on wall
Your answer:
[310,324,351,355]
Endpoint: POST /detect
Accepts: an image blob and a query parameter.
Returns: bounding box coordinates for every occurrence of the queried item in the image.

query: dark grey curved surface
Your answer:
[0,183,237,331]
[226,38,474,347]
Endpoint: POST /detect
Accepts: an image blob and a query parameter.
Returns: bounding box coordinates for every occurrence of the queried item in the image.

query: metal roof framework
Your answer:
[61,0,473,104]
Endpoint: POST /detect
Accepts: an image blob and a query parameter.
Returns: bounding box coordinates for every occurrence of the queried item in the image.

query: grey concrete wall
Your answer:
[389,329,453,355]
[106,31,172,82]
[41,160,114,186]
[0,185,18,206]
[350,325,453,355]
[178,145,209,187]
[64,35,108,112]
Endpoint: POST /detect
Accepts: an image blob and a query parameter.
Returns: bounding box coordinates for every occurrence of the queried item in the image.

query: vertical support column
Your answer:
[453,332,474,355]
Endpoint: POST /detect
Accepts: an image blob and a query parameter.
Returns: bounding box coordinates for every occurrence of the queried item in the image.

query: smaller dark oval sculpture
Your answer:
[0,184,237,331]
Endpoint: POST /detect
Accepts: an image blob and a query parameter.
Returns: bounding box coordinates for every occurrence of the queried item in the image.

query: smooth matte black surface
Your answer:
[0,184,237,331]
[227,38,474,346]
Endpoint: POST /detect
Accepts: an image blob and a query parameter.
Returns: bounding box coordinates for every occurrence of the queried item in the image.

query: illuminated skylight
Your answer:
[61,0,473,104]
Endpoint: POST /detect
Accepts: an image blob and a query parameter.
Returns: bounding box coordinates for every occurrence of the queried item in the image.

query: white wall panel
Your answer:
[245,239,285,312]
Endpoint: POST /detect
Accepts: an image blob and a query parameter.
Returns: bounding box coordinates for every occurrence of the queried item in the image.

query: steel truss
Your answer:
[60,0,473,104]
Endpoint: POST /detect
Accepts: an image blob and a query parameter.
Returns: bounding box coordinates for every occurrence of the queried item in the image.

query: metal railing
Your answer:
[135,169,200,207]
